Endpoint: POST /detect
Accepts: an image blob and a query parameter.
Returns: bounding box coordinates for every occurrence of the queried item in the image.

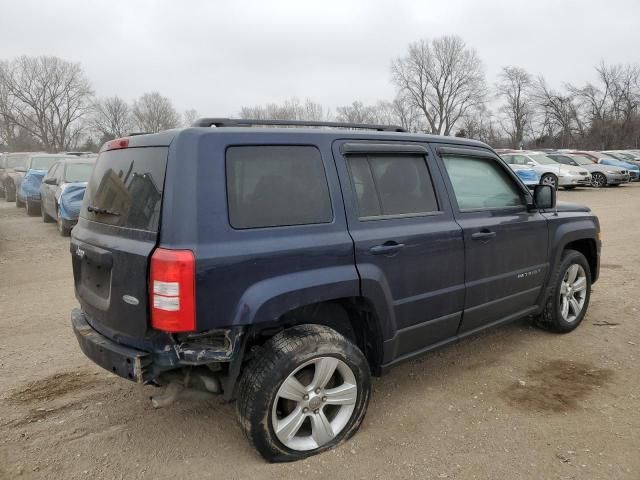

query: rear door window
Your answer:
[81,147,167,231]
[226,146,332,229]
[346,154,439,218]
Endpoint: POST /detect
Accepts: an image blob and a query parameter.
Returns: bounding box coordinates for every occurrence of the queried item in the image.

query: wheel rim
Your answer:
[559,264,587,323]
[591,173,605,187]
[542,175,557,188]
[271,356,358,451]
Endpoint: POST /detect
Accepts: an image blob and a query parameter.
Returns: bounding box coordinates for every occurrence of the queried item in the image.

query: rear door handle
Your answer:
[471,230,496,241]
[370,242,405,255]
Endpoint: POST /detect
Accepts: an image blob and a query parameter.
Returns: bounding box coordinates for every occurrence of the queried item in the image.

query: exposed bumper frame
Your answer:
[71,309,244,385]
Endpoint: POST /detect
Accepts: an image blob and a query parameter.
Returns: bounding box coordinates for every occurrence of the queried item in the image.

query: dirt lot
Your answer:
[1,185,638,480]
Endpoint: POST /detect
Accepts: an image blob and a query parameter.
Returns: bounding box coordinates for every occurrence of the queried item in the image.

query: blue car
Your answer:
[16,154,70,212]
[40,157,96,236]
[599,158,640,181]
[508,165,540,188]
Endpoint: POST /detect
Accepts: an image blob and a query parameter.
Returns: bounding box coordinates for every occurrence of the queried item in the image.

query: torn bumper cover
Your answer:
[71,308,244,384]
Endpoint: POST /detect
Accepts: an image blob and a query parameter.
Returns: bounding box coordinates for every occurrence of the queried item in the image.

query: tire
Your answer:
[540,173,558,190]
[236,324,371,462]
[0,185,4,198]
[26,199,40,216]
[591,172,607,188]
[535,249,591,333]
[58,216,71,236]
[5,184,16,202]
[41,203,54,223]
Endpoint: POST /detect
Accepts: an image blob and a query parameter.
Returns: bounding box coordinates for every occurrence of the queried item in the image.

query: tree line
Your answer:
[2,35,639,153]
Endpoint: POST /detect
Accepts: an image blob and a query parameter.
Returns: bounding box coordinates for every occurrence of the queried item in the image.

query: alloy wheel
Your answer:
[591,173,606,188]
[542,174,557,189]
[559,264,587,323]
[271,356,358,451]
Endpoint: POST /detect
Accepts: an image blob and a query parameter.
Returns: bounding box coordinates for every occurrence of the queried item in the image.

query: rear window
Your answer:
[81,147,167,231]
[64,163,94,183]
[6,155,28,168]
[346,154,439,218]
[30,155,66,170]
[226,146,332,229]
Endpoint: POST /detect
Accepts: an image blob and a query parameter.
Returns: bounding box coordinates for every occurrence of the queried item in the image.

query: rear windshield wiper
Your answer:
[87,205,121,216]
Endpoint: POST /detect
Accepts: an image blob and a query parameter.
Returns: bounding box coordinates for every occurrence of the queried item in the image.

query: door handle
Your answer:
[370,242,405,255]
[471,230,496,241]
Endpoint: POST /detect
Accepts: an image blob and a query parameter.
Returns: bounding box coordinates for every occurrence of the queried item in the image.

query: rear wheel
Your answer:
[540,173,558,190]
[236,324,371,462]
[591,172,607,188]
[535,249,591,333]
[26,199,40,216]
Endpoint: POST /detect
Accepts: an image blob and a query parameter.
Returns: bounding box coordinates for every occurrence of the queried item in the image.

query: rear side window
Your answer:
[346,154,439,218]
[226,146,332,229]
[442,155,524,210]
[81,147,167,232]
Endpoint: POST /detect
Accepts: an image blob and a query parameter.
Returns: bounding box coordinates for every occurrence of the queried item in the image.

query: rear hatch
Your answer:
[70,145,168,341]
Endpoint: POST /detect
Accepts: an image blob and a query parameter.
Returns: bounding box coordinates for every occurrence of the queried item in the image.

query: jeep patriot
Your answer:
[70,118,600,461]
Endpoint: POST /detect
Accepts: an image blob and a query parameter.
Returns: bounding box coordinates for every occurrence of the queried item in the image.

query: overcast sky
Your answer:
[1,0,639,118]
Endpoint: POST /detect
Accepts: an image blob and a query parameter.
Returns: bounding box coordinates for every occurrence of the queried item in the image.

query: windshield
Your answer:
[6,155,28,169]
[570,155,594,165]
[30,156,65,170]
[64,163,94,183]
[529,154,559,165]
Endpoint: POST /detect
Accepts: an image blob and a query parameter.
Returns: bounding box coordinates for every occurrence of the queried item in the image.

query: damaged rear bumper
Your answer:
[71,308,244,384]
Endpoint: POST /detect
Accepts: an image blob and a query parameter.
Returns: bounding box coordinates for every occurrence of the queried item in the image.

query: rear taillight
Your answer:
[150,248,196,332]
[104,137,129,151]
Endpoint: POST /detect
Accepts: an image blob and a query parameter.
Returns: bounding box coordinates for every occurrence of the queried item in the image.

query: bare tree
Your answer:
[392,35,487,135]
[239,98,327,121]
[534,76,582,148]
[0,56,93,151]
[455,105,501,146]
[90,96,132,140]
[335,101,378,124]
[496,66,535,148]
[132,92,181,133]
[390,94,423,132]
[183,108,199,126]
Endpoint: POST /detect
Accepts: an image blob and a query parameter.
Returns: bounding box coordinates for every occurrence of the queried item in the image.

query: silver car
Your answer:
[548,154,629,187]
[501,152,592,190]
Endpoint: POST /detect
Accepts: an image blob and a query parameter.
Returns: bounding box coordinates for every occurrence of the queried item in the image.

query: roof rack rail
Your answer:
[192,117,407,133]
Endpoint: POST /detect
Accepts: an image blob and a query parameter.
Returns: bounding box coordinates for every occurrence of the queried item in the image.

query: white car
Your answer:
[501,152,592,190]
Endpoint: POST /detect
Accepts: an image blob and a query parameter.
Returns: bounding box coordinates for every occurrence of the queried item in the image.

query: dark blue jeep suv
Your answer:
[70,119,600,462]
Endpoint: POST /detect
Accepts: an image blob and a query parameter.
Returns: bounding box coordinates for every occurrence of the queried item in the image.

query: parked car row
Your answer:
[0,151,96,235]
[496,148,640,189]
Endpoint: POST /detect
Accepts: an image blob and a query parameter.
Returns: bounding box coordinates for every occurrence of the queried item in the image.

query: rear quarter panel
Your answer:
[159,129,360,331]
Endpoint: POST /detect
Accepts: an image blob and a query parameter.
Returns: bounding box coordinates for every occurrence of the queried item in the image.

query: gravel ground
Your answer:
[0,185,638,480]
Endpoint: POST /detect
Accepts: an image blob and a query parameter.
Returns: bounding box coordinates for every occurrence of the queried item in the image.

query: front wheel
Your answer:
[57,208,71,236]
[26,199,40,216]
[591,172,607,188]
[540,173,558,190]
[236,324,371,462]
[5,184,15,202]
[535,249,591,333]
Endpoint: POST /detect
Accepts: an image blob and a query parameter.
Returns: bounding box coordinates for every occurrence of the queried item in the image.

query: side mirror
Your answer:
[14,166,27,173]
[532,184,556,210]
[43,177,58,185]
[526,161,535,166]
